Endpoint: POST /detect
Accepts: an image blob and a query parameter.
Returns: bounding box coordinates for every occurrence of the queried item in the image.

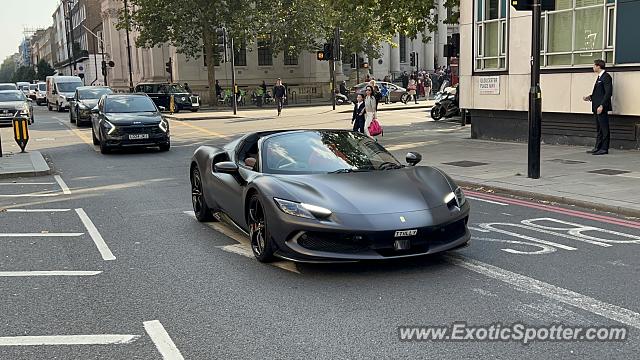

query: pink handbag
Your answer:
[368,118,383,136]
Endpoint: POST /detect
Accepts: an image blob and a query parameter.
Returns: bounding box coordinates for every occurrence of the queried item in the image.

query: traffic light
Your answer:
[334,28,343,61]
[451,33,460,57]
[216,28,227,62]
[317,51,326,61]
[101,60,107,76]
[323,43,333,61]
[410,52,416,66]
[511,0,555,11]
[165,58,172,74]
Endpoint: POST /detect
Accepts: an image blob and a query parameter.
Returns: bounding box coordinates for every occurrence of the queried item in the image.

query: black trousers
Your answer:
[594,111,610,151]
[352,118,365,133]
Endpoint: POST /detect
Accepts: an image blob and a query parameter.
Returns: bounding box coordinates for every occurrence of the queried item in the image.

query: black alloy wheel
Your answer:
[248,194,274,262]
[431,105,445,121]
[91,127,99,145]
[191,167,214,222]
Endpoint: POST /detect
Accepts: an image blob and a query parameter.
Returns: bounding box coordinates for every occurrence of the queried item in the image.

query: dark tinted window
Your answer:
[262,131,400,174]
[38,83,46,91]
[57,82,83,92]
[78,88,113,100]
[105,96,157,113]
[0,84,17,90]
[0,91,26,102]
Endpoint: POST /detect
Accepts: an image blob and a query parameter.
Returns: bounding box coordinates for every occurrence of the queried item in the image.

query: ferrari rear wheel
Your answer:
[191,167,214,222]
[248,194,275,262]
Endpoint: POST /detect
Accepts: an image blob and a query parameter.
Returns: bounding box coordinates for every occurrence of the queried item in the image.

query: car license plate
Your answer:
[129,134,149,140]
[394,229,417,237]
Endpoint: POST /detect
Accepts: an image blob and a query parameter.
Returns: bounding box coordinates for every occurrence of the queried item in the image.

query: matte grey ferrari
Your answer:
[190,130,470,263]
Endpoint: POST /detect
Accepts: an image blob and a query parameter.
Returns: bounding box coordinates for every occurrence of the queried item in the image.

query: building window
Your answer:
[234,42,247,66]
[257,34,273,66]
[284,47,298,66]
[399,35,407,63]
[541,0,615,67]
[474,0,508,70]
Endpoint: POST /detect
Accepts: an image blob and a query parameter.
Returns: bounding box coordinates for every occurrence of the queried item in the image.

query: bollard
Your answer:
[169,94,175,114]
[13,115,30,153]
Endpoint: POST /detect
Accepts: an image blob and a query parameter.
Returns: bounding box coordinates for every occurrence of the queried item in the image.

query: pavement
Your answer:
[166,100,435,121]
[0,106,639,359]
[0,150,51,179]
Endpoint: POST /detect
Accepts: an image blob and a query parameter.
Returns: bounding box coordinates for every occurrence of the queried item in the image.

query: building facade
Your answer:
[460,0,640,149]
[30,27,55,67]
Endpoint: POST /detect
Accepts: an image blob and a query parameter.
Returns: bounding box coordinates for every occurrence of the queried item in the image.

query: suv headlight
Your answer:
[159,118,169,132]
[103,119,116,135]
[274,198,332,219]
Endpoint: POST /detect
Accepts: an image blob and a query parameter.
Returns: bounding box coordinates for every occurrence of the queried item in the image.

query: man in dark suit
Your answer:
[583,59,613,155]
[351,93,366,133]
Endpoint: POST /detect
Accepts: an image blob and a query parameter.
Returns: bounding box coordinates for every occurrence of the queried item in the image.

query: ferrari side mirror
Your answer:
[406,152,422,166]
[214,161,239,175]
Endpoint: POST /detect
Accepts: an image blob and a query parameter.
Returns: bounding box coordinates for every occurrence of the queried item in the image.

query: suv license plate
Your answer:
[129,134,149,140]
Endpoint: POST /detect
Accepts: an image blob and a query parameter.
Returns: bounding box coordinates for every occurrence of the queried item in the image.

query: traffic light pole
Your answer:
[123,0,134,93]
[528,0,542,179]
[230,34,237,115]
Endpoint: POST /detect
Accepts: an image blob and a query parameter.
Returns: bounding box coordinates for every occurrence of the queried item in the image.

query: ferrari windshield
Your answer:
[262,131,401,174]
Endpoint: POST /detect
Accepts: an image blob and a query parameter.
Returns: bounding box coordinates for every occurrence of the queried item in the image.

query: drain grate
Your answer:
[588,169,631,176]
[548,159,586,165]
[442,161,489,168]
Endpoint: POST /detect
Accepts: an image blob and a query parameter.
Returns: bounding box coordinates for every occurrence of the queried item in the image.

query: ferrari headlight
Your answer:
[454,187,466,206]
[274,198,332,219]
[159,118,169,132]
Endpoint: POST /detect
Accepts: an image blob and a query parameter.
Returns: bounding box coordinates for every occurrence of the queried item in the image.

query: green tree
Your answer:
[124,0,265,105]
[36,59,56,80]
[11,66,36,83]
[0,56,17,83]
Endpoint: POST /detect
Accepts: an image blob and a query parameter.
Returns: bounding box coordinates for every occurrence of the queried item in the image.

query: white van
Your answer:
[46,76,83,112]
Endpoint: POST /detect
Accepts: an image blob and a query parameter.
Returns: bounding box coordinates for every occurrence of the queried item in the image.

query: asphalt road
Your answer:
[0,105,638,359]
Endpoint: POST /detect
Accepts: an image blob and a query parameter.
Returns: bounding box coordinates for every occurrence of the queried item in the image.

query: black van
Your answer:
[134,83,200,112]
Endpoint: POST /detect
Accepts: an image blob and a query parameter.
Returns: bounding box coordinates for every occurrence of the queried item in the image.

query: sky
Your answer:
[0,0,61,62]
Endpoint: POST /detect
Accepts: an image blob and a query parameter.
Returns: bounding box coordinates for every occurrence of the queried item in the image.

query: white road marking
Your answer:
[4,209,71,212]
[0,182,55,185]
[54,175,71,194]
[447,254,640,329]
[479,223,577,251]
[0,233,84,237]
[0,194,59,198]
[0,334,139,346]
[467,196,508,206]
[472,237,557,255]
[0,271,101,277]
[75,208,115,261]
[143,320,184,360]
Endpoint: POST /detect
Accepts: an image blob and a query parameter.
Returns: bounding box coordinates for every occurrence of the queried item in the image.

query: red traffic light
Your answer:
[316,51,325,61]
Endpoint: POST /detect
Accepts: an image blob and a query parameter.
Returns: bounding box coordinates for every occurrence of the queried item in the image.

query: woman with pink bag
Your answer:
[364,86,383,138]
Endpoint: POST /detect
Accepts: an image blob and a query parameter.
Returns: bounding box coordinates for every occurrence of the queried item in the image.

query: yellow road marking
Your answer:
[169,119,230,140]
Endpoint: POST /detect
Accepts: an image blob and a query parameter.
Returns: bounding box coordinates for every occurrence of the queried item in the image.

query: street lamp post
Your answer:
[82,25,108,86]
[64,0,77,75]
[123,0,134,92]
[528,0,542,179]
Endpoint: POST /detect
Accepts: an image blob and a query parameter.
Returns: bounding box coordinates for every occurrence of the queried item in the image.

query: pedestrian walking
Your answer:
[351,93,366,133]
[408,76,418,104]
[363,86,377,137]
[215,80,222,101]
[424,74,432,99]
[273,78,286,116]
[583,59,613,155]
[184,82,191,93]
[401,71,409,89]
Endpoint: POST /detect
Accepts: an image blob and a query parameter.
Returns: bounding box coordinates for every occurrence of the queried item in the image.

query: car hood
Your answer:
[271,166,456,214]
[78,99,99,108]
[0,101,27,109]
[61,92,75,98]
[104,112,162,125]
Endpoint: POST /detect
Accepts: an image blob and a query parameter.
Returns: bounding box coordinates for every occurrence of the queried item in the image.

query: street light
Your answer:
[82,25,108,86]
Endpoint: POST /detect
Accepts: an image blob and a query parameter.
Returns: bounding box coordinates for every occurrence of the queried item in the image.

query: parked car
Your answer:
[0,83,18,91]
[189,129,470,263]
[348,81,409,104]
[69,86,113,126]
[134,83,200,112]
[27,84,38,100]
[46,75,83,112]
[35,82,47,105]
[0,90,34,125]
[91,93,170,154]
[16,82,30,96]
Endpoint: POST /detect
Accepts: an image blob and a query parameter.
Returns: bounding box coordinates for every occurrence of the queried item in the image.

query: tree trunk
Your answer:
[203,30,217,107]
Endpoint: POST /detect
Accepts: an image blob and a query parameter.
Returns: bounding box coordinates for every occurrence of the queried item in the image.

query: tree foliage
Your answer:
[11,66,37,83]
[0,56,17,83]
[36,59,56,80]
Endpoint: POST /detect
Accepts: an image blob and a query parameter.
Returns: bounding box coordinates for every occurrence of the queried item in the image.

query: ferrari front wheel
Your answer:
[248,194,275,262]
[191,167,214,222]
